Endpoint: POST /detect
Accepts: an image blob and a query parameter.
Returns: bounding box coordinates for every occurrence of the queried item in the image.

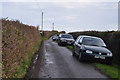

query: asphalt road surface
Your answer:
[29,39,109,79]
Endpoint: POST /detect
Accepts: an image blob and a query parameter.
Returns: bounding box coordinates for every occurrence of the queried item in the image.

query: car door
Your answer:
[74,37,79,54]
[76,37,83,54]
[74,37,81,54]
[58,34,62,43]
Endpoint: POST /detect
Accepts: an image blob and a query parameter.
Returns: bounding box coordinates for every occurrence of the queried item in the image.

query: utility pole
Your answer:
[41,12,43,32]
[52,22,54,31]
[118,1,120,31]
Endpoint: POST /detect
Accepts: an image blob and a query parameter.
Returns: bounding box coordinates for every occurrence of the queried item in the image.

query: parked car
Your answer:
[58,34,75,46]
[52,35,59,41]
[73,35,113,64]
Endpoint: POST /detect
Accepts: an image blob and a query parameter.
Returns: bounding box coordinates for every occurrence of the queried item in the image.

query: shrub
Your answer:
[2,19,41,78]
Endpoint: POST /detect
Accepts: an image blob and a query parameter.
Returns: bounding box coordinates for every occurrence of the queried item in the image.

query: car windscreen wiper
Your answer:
[101,46,107,47]
[91,44,99,46]
[91,45,106,47]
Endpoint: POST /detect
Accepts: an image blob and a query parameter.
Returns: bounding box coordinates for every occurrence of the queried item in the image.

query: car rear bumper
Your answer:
[82,53,112,63]
[60,41,74,45]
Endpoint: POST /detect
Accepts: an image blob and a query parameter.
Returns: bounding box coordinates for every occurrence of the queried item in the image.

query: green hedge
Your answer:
[69,31,120,65]
[2,19,41,78]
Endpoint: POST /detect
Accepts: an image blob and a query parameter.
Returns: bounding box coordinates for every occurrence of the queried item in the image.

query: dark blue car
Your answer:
[73,35,113,64]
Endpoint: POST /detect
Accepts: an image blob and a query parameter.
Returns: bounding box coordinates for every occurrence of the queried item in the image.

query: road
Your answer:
[28,39,109,78]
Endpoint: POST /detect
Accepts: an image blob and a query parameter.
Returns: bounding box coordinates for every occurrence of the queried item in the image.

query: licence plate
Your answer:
[94,56,105,59]
[94,56,99,58]
[67,42,71,44]
[100,56,105,59]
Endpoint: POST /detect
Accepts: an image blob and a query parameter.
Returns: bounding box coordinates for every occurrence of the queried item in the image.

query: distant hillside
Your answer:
[2,19,41,78]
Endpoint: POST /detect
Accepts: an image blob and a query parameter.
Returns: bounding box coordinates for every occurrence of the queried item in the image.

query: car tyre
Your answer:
[72,49,75,56]
[58,42,61,46]
[58,42,60,45]
[79,52,84,62]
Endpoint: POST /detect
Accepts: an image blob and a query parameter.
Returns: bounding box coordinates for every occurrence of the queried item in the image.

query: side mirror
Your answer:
[105,46,109,48]
[78,42,82,45]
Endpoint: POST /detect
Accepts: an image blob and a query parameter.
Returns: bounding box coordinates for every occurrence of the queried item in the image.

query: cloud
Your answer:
[44,17,54,22]
[52,2,95,9]
[0,2,2,18]
[64,15,78,23]
[1,0,120,2]
[1,0,33,2]
[2,1,117,32]
[52,2,118,10]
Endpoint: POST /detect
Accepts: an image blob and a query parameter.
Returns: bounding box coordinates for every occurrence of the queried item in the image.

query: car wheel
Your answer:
[58,42,61,46]
[60,43,62,46]
[72,48,75,56]
[58,42,60,45]
[79,52,84,62]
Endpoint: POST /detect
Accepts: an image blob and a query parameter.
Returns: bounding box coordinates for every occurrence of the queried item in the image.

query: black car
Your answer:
[73,35,113,64]
[58,34,75,46]
[52,35,59,41]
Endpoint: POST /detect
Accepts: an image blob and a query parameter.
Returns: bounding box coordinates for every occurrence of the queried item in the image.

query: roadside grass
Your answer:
[41,37,48,40]
[66,45,119,79]
[11,35,54,78]
[11,31,58,78]
[94,63,119,79]
[2,19,59,78]
[12,38,41,78]
[66,45,73,51]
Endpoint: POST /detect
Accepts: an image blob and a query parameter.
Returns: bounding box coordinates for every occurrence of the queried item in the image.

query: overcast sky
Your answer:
[1,0,119,33]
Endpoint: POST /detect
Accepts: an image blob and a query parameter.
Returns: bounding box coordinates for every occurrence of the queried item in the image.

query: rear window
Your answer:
[61,34,73,39]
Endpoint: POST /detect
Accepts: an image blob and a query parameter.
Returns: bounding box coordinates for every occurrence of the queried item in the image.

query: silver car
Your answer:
[58,34,75,46]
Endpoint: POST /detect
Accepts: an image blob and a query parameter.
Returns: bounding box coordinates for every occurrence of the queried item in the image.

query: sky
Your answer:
[1,0,119,33]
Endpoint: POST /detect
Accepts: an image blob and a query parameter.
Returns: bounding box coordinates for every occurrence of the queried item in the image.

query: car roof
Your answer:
[60,34,71,35]
[79,35,101,39]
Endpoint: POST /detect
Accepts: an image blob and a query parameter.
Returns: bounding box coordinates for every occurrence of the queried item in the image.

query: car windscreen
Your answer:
[61,35,73,39]
[53,35,58,38]
[82,37,106,47]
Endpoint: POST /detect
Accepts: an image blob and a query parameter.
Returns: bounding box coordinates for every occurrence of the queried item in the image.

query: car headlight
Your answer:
[72,40,75,42]
[107,53,112,56]
[86,50,93,54]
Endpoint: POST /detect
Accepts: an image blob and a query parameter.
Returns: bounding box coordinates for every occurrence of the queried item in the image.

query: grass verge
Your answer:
[66,45,73,50]
[12,38,41,78]
[66,45,119,79]
[11,36,52,78]
[41,37,48,41]
[94,63,119,79]
[66,45,73,51]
